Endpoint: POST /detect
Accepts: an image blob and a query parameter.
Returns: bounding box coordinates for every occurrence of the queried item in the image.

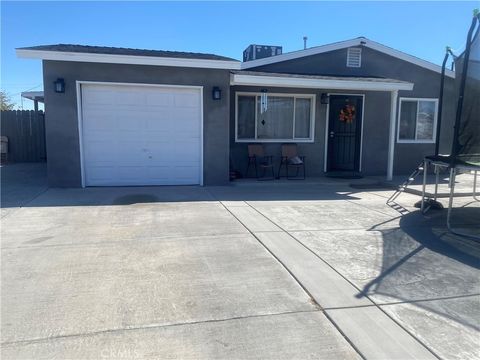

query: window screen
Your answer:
[398,99,437,142]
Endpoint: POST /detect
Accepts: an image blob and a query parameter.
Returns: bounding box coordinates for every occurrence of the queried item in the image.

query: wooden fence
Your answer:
[0,110,46,162]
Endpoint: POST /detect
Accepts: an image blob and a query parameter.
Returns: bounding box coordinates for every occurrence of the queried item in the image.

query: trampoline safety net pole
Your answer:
[435,47,453,156]
[450,11,480,167]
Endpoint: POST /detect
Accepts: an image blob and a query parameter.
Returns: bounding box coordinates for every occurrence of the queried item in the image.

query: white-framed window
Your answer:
[347,48,362,68]
[235,92,315,143]
[397,98,438,143]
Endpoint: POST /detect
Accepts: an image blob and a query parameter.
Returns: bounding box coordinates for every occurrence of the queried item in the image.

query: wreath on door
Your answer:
[339,104,356,123]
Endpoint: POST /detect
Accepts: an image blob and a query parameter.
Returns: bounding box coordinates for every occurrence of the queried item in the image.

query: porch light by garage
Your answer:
[54,78,65,93]
[212,86,221,100]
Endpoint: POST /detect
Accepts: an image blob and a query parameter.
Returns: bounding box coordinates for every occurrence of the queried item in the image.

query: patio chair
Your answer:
[245,144,275,180]
[277,144,306,180]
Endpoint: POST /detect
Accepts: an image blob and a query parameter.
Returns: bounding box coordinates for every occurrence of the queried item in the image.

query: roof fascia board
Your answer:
[16,49,241,70]
[230,74,414,91]
[21,91,44,97]
[241,38,455,78]
[365,40,455,78]
[241,39,360,69]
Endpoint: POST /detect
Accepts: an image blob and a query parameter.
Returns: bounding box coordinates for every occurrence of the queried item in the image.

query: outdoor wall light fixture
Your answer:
[54,78,65,93]
[320,93,329,104]
[212,86,221,100]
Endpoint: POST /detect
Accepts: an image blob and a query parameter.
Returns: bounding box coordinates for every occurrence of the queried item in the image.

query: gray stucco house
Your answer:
[16,37,456,187]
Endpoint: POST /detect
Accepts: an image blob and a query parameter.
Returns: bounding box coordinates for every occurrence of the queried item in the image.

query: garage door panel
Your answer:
[174,141,200,158]
[117,166,148,180]
[82,88,116,106]
[145,141,172,160]
[174,125,201,136]
[116,115,145,131]
[82,112,116,131]
[81,84,202,186]
[88,166,151,185]
[174,107,200,120]
[148,110,173,120]
[174,125,200,135]
[83,129,119,142]
[171,165,201,181]
[83,141,116,158]
[84,141,118,159]
[85,165,116,184]
[115,91,146,107]
[146,166,172,180]
[145,129,172,138]
[176,122,199,133]
[146,118,173,132]
[174,92,200,107]
[115,148,150,163]
[146,92,173,107]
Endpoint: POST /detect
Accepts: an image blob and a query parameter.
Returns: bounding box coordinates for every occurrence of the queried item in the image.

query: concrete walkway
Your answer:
[1,164,479,359]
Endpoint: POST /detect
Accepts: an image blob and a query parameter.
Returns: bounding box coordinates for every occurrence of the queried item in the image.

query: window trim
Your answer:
[346,47,362,68]
[397,97,438,144]
[235,92,316,143]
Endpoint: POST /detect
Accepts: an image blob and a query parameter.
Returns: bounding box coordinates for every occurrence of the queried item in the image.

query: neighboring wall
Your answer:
[0,110,46,162]
[43,60,231,187]
[230,86,391,177]
[247,46,456,175]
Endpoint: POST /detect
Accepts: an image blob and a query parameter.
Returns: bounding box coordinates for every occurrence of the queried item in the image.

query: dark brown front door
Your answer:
[327,95,363,172]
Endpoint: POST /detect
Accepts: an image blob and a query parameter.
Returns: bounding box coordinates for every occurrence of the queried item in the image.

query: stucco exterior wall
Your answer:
[230,86,392,177]
[42,44,455,186]
[42,60,231,187]
[244,46,456,176]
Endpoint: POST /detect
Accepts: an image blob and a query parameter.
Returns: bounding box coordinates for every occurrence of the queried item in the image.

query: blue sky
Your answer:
[1,1,478,109]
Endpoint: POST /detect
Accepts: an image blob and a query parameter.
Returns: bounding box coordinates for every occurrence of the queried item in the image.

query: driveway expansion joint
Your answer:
[1,231,251,250]
[1,309,321,347]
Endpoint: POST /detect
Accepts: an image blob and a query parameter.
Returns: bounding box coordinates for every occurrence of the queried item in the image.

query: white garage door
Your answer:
[80,83,202,186]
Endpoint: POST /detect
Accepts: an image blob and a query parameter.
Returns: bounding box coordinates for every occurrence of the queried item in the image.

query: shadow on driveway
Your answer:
[1,163,388,208]
[357,207,480,332]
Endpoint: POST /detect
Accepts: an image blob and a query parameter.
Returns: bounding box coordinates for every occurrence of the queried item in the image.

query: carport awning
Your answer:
[230,71,414,91]
[21,91,44,103]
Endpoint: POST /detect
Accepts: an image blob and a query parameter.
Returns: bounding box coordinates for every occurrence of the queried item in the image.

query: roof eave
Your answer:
[241,38,360,69]
[16,49,241,70]
[21,91,45,102]
[230,73,414,91]
[241,38,455,79]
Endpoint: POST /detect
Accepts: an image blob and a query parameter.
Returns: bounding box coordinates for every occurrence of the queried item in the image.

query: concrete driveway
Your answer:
[1,164,479,359]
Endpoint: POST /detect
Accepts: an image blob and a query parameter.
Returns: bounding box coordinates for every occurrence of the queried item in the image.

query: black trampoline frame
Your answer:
[421,12,480,240]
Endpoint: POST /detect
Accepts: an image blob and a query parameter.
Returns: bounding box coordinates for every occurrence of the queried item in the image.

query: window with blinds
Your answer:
[236,93,315,142]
